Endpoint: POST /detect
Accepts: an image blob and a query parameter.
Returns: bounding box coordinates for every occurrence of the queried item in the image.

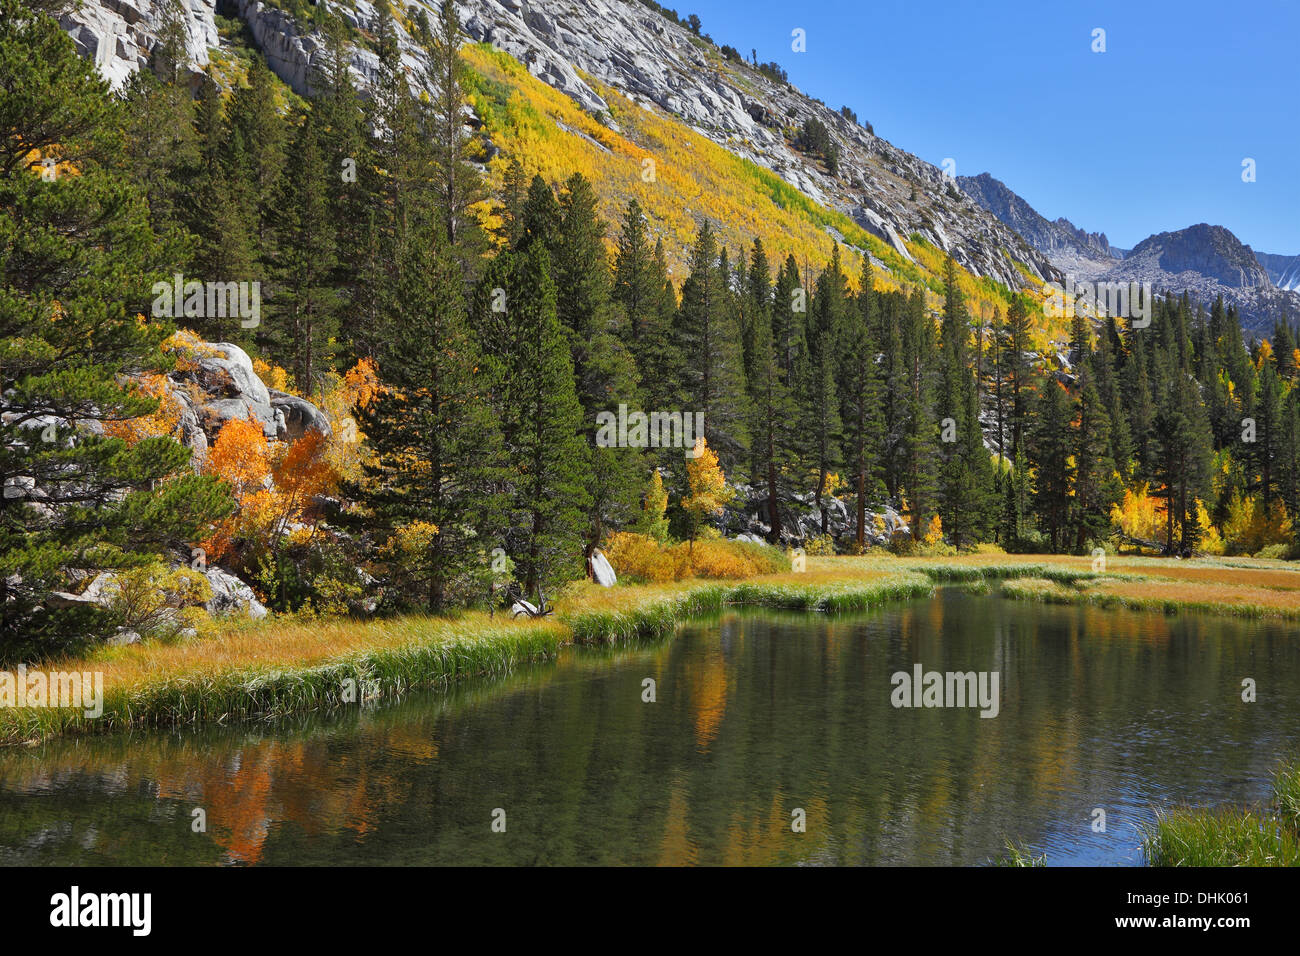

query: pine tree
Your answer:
[803,248,846,534]
[744,239,795,541]
[1031,380,1074,552]
[311,10,370,367]
[352,219,506,613]
[839,258,884,550]
[224,56,287,257]
[498,156,530,248]
[499,243,591,598]
[268,110,339,392]
[185,78,257,341]
[0,2,232,660]
[552,173,642,560]
[675,221,749,470]
[1073,378,1120,552]
[936,257,994,547]
[420,0,489,276]
[901,287,939,540]
[1152,344,1214,553]
[120,44,197,236]
[772,253,803,378]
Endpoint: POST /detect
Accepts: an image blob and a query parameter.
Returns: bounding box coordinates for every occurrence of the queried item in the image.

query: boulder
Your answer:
[204,566,268,619]
[190,342,278,438]
[194,342,270,403]
[48,571,117,609]
[589,548,617,587]
[269,390,333,441]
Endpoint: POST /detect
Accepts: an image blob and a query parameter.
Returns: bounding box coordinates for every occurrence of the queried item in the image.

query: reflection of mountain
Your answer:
[2,594,1296,867]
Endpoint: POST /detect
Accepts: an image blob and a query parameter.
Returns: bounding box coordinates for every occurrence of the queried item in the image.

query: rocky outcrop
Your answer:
[59,0,218,90]
[724,486,908,547]
[60,0,1059,294]
[163,339,331,453]
[50,564,266,627]
[269,390,332,441]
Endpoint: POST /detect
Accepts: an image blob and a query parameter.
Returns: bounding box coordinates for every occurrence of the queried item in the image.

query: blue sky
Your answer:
[680,0,1299,255]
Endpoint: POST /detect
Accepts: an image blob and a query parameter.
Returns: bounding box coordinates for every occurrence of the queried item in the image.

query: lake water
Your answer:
[1,590,1297,866]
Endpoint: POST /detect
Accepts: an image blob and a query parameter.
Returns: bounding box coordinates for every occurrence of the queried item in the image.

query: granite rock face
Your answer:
[59,0,218,90]
[61,0,1060,293]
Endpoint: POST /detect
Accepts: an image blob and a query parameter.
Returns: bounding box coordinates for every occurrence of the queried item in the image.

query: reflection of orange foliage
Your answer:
[102,373,183,445]
[690,641,728,748]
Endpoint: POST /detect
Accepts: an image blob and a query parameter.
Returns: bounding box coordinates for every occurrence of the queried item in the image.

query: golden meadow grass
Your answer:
[4,552,1297,747]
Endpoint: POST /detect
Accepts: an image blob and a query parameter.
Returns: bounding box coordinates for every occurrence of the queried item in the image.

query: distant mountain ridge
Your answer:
[956,172,1119,264]
[961,173,1298,335]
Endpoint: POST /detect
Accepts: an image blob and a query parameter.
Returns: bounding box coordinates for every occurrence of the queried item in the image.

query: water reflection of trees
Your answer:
[0,596,1296,866]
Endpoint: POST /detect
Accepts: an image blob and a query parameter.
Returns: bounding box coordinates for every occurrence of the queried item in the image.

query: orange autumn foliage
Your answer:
[204,417,271,501]
[200,418,337,562]
[102,373,184,445]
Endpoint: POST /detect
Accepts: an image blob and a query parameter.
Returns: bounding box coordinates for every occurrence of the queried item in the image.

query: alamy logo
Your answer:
[49,886,151,936]
[152,274,261,328]
[595,405,705,458]
[0,665,103,718]
[1042,275,1153,328]
[890,663,1000,718]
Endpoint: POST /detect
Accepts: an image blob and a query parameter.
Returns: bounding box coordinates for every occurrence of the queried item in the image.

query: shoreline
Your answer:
[4,554,1300,747]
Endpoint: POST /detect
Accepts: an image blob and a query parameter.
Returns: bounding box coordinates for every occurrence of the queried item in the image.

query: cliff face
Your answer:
[58,0,218,88]
[1256,251,1300,293]
[957,172,1119,264]
[59,0,1060,293]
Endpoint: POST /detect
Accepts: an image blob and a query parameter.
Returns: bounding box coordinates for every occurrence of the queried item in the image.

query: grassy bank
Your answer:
[999,564,1300,620]
[5,552,1298,747]
[1143,760,1300,866]
[0,569,935,747]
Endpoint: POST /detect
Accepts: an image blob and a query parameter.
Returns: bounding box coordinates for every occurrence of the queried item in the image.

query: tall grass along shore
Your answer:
[5,552,1300,747]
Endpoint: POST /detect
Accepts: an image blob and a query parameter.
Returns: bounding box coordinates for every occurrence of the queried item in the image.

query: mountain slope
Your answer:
[60,0,1061,303]
[1256,251,1300,293]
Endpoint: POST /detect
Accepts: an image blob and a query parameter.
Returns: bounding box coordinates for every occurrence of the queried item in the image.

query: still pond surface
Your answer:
[2,590,1298,866]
